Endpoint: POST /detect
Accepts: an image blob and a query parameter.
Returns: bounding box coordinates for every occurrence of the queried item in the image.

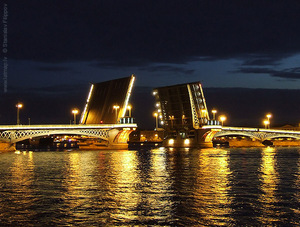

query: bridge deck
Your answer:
[0,123,137,130]
[203,125,300,135]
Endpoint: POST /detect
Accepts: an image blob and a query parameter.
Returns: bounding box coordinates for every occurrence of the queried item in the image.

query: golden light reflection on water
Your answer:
[109,151,141,222]
[194,148,232,225]
[62,151,100,220]
[0,147,299,226]
[258,147,279,224]
[8,152,35,221]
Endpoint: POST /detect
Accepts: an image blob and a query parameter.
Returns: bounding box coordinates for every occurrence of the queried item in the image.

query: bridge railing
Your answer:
[0,123,137,130]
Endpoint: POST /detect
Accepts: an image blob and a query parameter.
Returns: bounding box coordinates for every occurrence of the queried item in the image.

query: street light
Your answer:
[72,109,79,124]
[212,109,217,120]
[16,103,23,125]
[219,115,226,126]
[153,112,158,130]
[169,115,175,128]
[127,105,132,117]
[113,105,120,123]
[266,113,272,129]
[182,114,185,125]
[263,120,270,129]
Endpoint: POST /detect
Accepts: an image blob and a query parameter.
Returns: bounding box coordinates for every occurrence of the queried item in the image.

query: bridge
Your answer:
[0,75,137,151]
[0,123,137,151]
[203,125,300,140]
[153,82,300,148]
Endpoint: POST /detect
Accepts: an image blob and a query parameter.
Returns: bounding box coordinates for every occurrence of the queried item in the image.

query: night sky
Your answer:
[2,1,300,128]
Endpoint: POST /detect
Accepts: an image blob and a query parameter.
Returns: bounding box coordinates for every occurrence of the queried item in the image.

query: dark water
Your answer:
[0,147,299,226]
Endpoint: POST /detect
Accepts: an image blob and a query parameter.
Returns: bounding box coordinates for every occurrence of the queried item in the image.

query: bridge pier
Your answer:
[163,129,214,148]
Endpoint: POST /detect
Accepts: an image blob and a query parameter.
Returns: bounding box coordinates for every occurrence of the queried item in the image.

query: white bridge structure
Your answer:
[0,123,137,149]
[203,125,300,141]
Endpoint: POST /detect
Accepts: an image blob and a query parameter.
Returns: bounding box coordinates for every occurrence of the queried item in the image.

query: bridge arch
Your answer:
[263,134,300,140]
[0,128,110,143]
[213,131,261,141]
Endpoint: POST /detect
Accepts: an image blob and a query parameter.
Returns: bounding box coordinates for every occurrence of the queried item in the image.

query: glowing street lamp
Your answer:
[264,120,270,129]
[72,109,79,124]
[212,109,217,120]
[16,103,23,125]
[113,105,120,123]
[266,113,272,129]
[153,112,158,130]
[169,115,175,128]
[127,105,132,117]
[219,115,226,126]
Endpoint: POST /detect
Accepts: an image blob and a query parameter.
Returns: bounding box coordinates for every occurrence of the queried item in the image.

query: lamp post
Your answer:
[16,103,23,125]
[153,112,158,130]
[127,105,132,117]
[219,115,226,126]
[72,109,79,124]
[212,109,217,120]
[182,114,185,125]
[266,113,272,129]
[263,120,270,129]
[169,115,175,128]
[113,105,120,123]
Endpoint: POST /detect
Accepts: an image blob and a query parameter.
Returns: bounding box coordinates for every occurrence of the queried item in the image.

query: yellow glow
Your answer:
[113,105,120,110]
[80,84,94,124]
[195,149,231,224]
[122,75,135,118]
[168,139,174,146]
[127,105,132,110]
[219,115,226,122]
[153,112,158,117]
[212,109,217,114]
[266,113,272,119]
[264,120,270,128]
[259,147,279,224]
[184,138,190,145]
[16,103,23,108]
[72,109,79,114]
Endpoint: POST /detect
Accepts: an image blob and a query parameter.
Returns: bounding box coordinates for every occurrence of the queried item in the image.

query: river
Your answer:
[0,147,299,226]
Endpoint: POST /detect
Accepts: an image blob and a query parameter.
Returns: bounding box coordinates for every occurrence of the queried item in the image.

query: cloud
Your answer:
[8,1,300,67]
[7,84,89,95]
[240,54,285,66]
[37,66,70,72]
[234,67,300,79]
[139,65,195,75]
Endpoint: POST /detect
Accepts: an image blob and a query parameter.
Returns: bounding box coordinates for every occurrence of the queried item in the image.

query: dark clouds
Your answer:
[234,67,300,79]
[3,1,300,128]
[7,0,300,67]
[139,65,195,75]
[37,66,70,72]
